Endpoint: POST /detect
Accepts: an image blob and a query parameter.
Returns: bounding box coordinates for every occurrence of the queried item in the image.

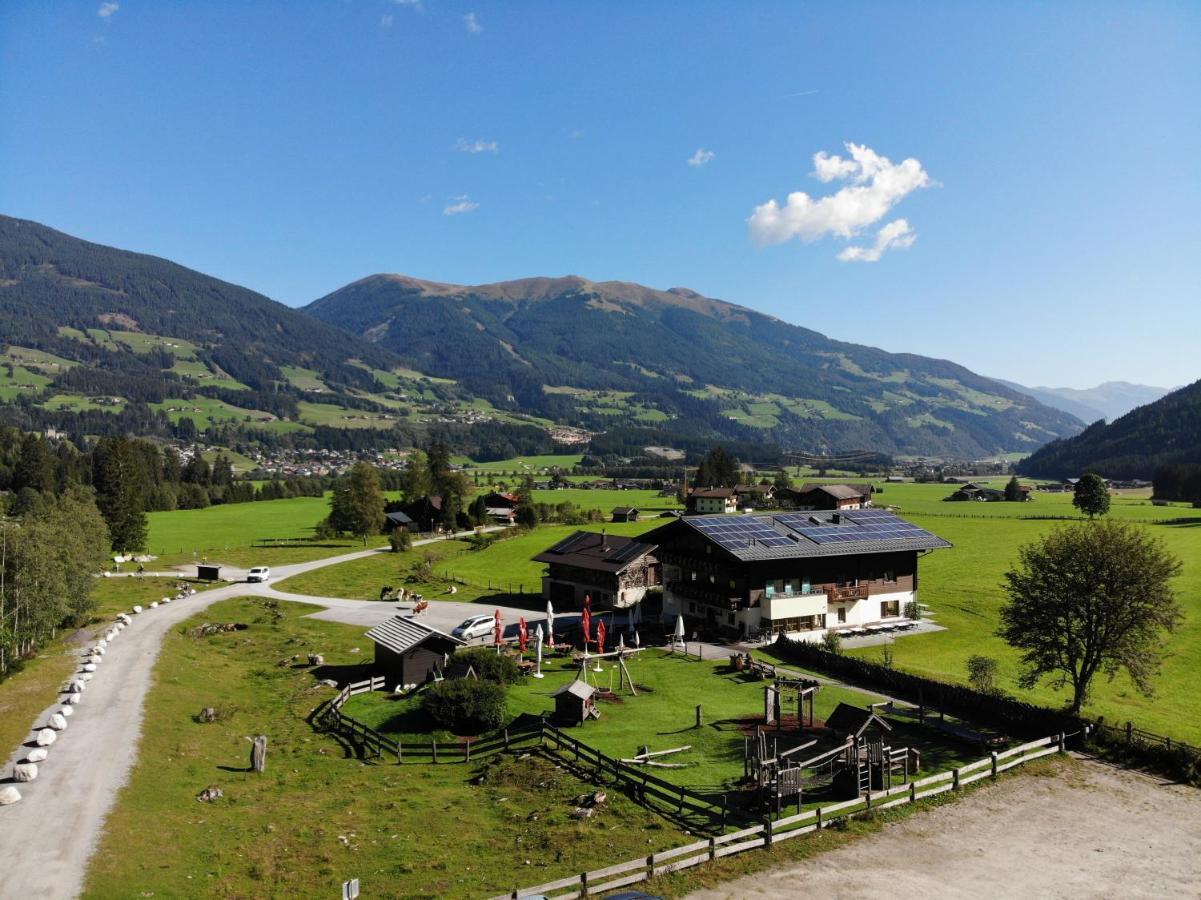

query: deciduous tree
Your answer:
[998,520,1182,714]
[1072,472,1110,518]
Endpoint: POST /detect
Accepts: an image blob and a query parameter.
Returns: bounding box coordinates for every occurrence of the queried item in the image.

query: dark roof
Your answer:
[663,508,951,561]
[691,487,736,498]
[385,511,414,526]
[365,616,464,655]
[611,506,639,515]
[734,483,773,494]
[533,530,657,573]
[825,703,892,737]
[552,679,596,699]
[797,483,870,500]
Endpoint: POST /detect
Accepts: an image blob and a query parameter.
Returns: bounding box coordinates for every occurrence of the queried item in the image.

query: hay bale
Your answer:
[13,763,38,783]
[0,786,21,806]
[35,728,57,747]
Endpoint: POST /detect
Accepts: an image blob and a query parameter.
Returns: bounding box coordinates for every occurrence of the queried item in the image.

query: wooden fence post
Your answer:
[696,704,703,728]
[465,740,471,763]
[815,807,822,830]
[646,854,655,879]
[504,728,510,750]
[952,768,960,791]
[433,739,438,763]
[580,870,589,898]
[990,751,998,778]
[763,818,773,850]
[909,781,917,802]
[1126,721,1134,744]
[1059,732,1067,753]
[709,836,717,861]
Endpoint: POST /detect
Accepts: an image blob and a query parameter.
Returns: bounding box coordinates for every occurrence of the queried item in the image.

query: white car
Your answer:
[452,615,495,641]
[246,566,271,583]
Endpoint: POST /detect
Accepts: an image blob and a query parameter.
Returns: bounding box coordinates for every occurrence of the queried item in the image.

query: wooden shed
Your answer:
[610,506,640,523]
[365,616,465,688]
[552,679,597,726]
[195,563,223,582]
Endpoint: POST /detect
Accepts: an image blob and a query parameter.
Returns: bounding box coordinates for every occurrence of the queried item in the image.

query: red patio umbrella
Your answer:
[518,616,528,654]
[581,595,592,649]
[493,609,503,648]
[596,619,606,655]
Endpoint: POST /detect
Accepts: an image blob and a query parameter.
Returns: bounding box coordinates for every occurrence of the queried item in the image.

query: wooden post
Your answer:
[990,751,998,778]
[708,836,717,861]
[815,806,822,830]
[504,728,510,749]
[696,704,703,728]
[721,793,728,830]
[465,740,471,762]
[397,740,403,764]
[646,854,655,879]
[580,870,589,898]
[1126,721,1134,744]
[1059,731,1067,753]
[433,739,438,763]
[952,767,960,791]
[249,735,267,773]
[909,781,917,802]
[763,818,773,850]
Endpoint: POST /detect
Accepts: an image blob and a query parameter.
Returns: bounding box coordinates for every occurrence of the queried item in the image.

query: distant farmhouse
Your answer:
[532,530,659,611]
[640,508,950,641]
[946,482,1032,502]
[777,483,874,511]
[687,487,738,515]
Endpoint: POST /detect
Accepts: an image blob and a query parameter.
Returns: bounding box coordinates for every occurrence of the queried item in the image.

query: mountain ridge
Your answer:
[995,378,1174,423]
[304,271,1085,457]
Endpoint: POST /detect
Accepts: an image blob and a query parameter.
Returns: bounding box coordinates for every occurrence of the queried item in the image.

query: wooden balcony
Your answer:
[667,581,742,610]
[826,584,870,602]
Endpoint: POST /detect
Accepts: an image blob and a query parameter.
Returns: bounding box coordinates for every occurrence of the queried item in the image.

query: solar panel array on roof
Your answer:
[609,541,650,564]
[774,510,940,546]
[552,532,595,554]
[691,517,795,550]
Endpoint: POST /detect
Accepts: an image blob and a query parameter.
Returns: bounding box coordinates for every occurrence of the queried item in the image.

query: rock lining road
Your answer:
[0,530,535,900]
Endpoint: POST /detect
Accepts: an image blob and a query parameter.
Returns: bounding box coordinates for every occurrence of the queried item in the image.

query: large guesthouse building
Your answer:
[532,530,659,610]
[642,509,950,640]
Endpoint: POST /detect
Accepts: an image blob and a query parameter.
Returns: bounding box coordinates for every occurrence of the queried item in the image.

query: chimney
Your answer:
[601,528,609,551]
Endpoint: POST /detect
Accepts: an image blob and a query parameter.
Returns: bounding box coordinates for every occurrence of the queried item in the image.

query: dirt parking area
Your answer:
[689,757,1201,900]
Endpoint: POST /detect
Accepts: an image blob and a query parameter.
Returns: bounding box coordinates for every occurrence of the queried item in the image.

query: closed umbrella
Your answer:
[673,614,685,649]
[518,617,529,655]
[581,595,592,650]
[546,599,555,648]
[493,609,503,652]
[634,630,640,648]
[597,620,607,655]
[534,623,544,678]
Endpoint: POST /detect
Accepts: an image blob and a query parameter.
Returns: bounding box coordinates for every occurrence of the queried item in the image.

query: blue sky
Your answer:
[1,1,1198,389]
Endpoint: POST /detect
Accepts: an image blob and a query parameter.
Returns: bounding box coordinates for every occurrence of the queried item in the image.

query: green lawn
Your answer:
[458,453,584,472]
[274,540,471,599]
[346,649,983,798]
[84,597,689,899]
[524,488,678,514]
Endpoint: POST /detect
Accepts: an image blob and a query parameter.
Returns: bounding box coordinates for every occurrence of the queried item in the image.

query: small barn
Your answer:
[825,703,893,743]
[385,510,415,531]
[552,679,597,726]
[365,616,465,688]
[611,506,640,523]
[195,563,223,582]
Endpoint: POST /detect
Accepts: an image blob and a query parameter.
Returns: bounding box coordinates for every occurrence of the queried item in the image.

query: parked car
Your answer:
[451,614,495,641]
[246,566,271,583]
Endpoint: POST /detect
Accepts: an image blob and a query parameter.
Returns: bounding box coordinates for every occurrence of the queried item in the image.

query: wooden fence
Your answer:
[490,732,1070,900]
[316,678,541,764]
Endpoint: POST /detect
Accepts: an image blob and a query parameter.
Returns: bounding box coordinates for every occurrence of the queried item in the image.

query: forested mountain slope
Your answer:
[1017,379,1201,479]
[305,273,1084,457]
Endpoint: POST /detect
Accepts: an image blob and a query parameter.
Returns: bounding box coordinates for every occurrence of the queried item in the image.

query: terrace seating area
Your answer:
[832,621,920,639]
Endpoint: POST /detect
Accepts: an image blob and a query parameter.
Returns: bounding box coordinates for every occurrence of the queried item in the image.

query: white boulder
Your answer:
[24,748,48,763]
[0,786,20,806]
[63,693,81,705]
[150,602,159,609]
[81,663,97,673]
[35,728,57,747]
[13,763,38,783]
[78,673,93,683]
[49,713,68,731]
[67,680,85,693]
[132,606,143,614]
[59,705,73,718]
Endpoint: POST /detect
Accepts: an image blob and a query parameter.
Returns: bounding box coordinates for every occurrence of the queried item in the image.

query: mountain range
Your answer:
[994,379,1175,423]
[0,215,1084,458]
[1018,379,1201,480]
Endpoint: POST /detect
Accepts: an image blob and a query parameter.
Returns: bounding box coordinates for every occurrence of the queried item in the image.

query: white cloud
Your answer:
[837,219,917,263]
[747,142,931,261]
[687,147,715,168]
[463,12,482,34]
[455,137,498,154]
[97,2,118,19]
[443,195,479,216]
[380,14,394,28]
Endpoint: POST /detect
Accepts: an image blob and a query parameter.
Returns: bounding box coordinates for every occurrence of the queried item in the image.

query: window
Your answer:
[690,571,697,582]
[883,569,896,583]
[709,574,716,584]
[881,600,900,618]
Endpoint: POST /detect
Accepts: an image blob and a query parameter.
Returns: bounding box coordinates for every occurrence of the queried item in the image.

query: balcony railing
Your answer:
[826,584,870,602]
[666,581,741,610]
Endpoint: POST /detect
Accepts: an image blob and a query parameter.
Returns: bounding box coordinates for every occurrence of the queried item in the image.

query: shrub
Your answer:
[454,647,521,684]
[967,655,1000,694]
[388,528,412,553]
[820,631,842,655]
[421,679,507,733]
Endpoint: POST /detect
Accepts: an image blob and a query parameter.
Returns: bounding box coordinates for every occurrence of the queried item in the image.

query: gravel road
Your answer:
[0,531,521,899]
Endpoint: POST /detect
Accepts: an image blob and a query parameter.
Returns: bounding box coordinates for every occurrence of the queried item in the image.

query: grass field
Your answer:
[526,488,678,514]
[457,453,584,472]
[83,597,690,899]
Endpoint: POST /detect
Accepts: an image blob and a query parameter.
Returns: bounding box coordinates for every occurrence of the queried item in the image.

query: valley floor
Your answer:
[686,756,1201,900]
